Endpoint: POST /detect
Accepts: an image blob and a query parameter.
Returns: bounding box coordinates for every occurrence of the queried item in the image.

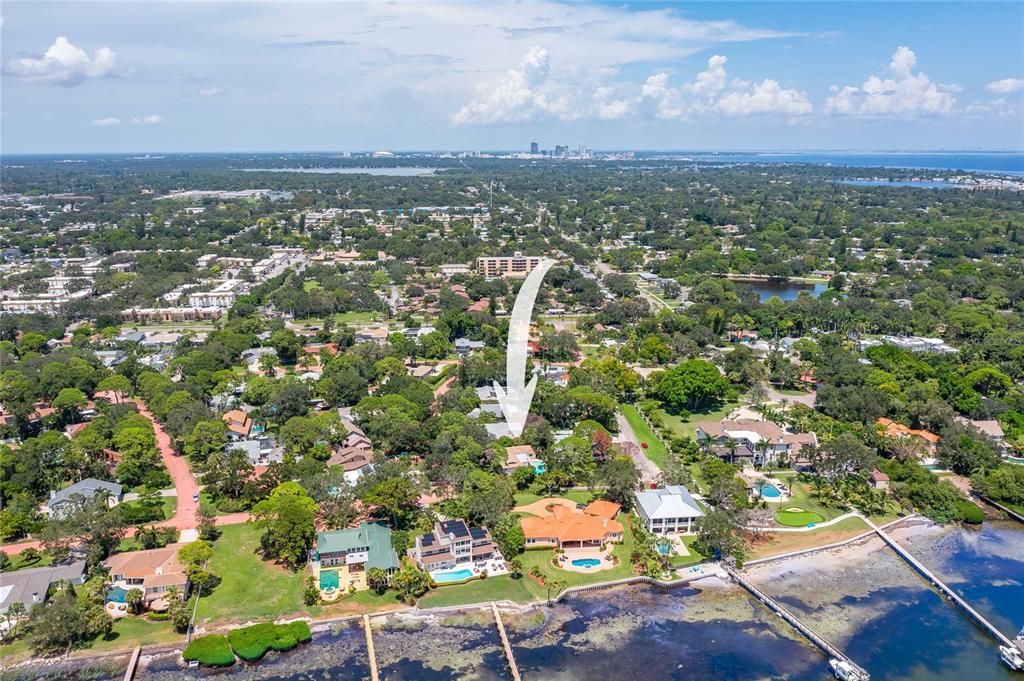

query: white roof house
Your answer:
[634,485,705,534]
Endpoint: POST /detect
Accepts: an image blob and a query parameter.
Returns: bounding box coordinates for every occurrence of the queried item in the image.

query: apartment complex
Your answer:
[475,252,544,278]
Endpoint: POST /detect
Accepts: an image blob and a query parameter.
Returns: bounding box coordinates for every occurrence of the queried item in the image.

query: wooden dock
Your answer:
[867,518,1017,650]
[123,646,141,681]
[363,614,380,681]
[491,602,522,681]
[723,563,871,680]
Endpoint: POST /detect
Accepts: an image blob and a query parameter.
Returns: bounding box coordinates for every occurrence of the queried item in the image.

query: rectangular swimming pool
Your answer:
[432,568,475,584]
[319,570,340,590]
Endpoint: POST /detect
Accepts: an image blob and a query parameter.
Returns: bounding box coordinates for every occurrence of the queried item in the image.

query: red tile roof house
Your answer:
[875,418,941,457]
[103,546,189,608]
[222,409,253,439]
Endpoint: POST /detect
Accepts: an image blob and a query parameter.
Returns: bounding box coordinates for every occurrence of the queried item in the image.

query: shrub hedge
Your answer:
[227,621,312,662]
[183,634,235,667]
[955,499,985,524]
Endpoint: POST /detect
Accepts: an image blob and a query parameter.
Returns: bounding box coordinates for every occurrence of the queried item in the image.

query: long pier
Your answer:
[722,563,871,680]
[491,602,522,681]
[362,614,380,681]
[866,518,1017,650]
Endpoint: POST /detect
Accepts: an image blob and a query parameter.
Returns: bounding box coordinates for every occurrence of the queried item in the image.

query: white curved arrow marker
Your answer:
[494,258,556,437]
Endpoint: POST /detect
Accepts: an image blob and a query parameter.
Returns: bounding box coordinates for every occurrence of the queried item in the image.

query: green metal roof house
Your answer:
[316,521,399,572]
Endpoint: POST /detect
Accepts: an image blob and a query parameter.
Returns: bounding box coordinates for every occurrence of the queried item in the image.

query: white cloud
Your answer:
[985,78,1024,95]
[199,87,224,97]
[131,115,163,125]
[5,36,116,85]
[451,47,579,125]
[825,46,956,117]
[639,55,811,118]
[90,117,121,127]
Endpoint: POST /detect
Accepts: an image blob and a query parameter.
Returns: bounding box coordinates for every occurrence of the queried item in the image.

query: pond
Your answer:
[735,280,828,302]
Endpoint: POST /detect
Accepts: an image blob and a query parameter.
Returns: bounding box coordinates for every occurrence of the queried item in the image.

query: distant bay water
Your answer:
[671,151,1024,175]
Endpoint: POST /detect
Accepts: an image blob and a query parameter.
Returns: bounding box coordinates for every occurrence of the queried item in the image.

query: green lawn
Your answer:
[302,280,322,292]
[418,574,535,608]
[88,616,181,653]
[513,489,595,507]
[619,404,669,469]
[293,311,381,326]
[119,496,177,524]
[653,400,739,442]
[772,472,848,522]
[517,513,641,597]
[3,551,54,572]
[775,508,826,527]
[195,523,307,624]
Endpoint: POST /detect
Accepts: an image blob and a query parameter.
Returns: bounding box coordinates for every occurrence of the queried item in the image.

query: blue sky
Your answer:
[2,1,1022,153]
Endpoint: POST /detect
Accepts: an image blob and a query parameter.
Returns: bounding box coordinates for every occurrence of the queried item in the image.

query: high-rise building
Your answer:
[554,145,568,157]
[530,141,539,154]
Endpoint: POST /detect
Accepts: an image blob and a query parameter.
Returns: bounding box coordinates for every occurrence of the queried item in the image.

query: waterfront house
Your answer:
[45,478,123,518]
[313,522,399,592]
[104,546,189,607]
[0,560,86,617]
[634,486,705,535]
[521,501,624,549]
[409,519,498,572]
[696,419,816,466]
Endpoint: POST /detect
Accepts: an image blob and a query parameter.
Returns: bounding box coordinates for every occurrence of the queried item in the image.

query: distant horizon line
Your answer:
[2,148,1023,158]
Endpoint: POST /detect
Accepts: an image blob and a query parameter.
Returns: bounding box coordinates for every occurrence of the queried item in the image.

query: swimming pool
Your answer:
[656,542,673,555]
[107,586,129,603]
[432,568,475,584]
[532,462,548,474]
[319,570,340,590]
[570,558,602,569]
[758,482,782,498]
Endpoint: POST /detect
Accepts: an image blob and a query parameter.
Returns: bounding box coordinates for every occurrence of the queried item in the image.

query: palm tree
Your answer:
[725,437,739,464]
[367,567,388,594]
[546,578,566,605]
[125,588,144,615]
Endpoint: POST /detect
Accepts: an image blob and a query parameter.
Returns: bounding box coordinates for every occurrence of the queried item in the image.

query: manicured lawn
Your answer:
[119,496,178,524]
[88,616,181,654]
[670,535,704,569]
[620,404,669,469]
[517,513,641,598]
[302,280,322,292]
[513,489,595,507]
[653,400,739,442]
[195,523,307,624]
[418,574,535,608]
[775,508,826,527]
[310,589,404,618]
[3,551,54,572]
[748,516,871,560]
[771,472,848,522]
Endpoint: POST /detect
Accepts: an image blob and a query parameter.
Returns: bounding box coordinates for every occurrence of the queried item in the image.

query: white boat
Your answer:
[830,658,860,680]
[1001,626,1024,672]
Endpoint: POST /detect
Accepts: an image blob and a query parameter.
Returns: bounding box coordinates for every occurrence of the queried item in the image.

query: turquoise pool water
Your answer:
[319,570,340,590]
[571,558,602,569]
[533,462,548,474]
[433,568,475,583]
[107,586,129,603]
[656,543,672,555]
[758,483,782,498]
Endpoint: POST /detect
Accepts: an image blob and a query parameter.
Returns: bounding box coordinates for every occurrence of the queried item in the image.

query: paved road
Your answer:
[615,410,661,483]
[765,387,817,408]
[0,399,252,554]
[130,400,200,533]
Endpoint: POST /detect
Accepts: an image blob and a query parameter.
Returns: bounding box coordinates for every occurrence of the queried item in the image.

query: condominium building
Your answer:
[409,520,498,571]
[475,252,544,278]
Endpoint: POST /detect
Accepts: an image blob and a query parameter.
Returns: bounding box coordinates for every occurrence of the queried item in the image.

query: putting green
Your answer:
[775,508,826,527]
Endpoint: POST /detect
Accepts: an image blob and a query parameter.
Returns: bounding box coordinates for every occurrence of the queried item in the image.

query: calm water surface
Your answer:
[737,280,828,302]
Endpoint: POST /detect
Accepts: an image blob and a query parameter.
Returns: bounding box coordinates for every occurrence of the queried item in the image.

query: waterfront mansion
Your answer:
[409,519,499,571]
[313,522,400,592]
[634,486,705,535]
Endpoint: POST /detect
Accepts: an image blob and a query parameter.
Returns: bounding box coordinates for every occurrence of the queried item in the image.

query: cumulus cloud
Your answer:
[451,47,582,125]
[90,117,121,127]
[5,36,116,85]
[824,46,957,116]
[985,78,1024,95]
[131,115,163,125]
[639,55,811,118]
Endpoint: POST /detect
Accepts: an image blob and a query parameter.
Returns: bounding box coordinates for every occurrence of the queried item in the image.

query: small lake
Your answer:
[838,179,963,189]
[241,167,437,176]
[736,280,828,302]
